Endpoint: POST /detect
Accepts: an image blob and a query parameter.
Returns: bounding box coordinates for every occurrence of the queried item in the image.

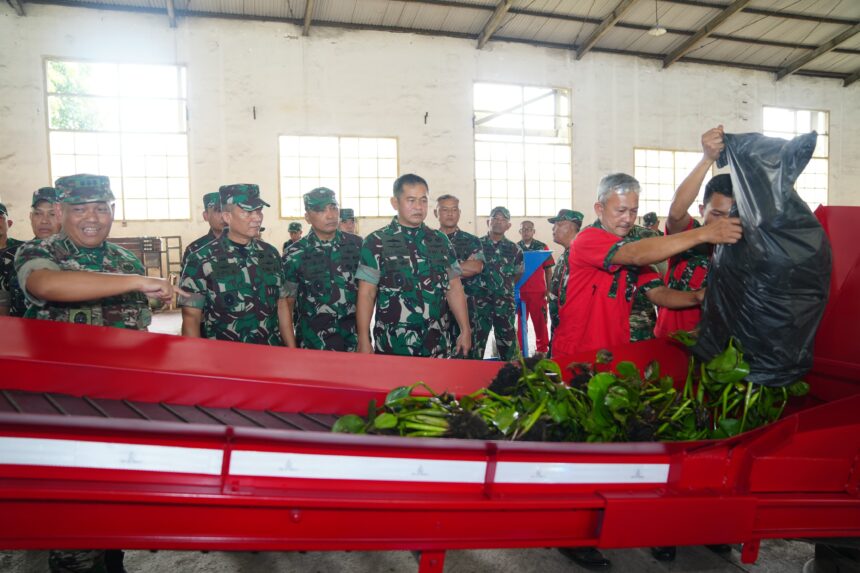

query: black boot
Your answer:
[651,546,676,561]
[104,550,127,573]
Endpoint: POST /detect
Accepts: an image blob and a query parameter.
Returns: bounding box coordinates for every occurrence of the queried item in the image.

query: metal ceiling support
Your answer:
[776,22,860,80]
[7,0,26,16]
[477,0,513,49]
[574,0,637,61]
[661,0,859,26]
[303,0,314,36]
[165,0,176,28]
[845,69,860,87]
[663,0,752,69]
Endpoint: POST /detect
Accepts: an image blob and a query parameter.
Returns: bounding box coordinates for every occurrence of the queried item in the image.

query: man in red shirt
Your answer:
[552,172,742,359]
[654,126,735,338]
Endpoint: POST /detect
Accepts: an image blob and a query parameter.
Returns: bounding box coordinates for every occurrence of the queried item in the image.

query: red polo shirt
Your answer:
[653,219,710,338]
[552,225,660,356]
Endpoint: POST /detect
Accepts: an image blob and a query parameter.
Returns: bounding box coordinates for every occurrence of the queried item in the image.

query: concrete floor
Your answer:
[0,540,834,573]
[4,312,845,572]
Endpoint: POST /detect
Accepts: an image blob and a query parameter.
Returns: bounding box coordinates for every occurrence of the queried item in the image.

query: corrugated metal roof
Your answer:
[25,0,860,85]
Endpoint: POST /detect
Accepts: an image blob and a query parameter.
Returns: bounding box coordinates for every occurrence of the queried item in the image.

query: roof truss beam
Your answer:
[165,0,176,27]
[477,0,513,49]
[303,0,314,36]
[845,68,860,87]
[7,0,25,16]
[776,22,860,80]
[575,0,637,60]
[663,0,752,68]
[660,0,858,26]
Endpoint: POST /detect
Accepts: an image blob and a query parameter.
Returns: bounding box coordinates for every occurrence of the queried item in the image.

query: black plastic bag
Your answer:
[692,131,831,387]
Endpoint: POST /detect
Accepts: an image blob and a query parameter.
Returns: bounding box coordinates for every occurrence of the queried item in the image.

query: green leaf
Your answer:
[493,407,518,435]
[367,399,377,423]
[373,412,398,430]
[787,380,810,397]
[717,418,742,437]
[670,330,698,347]
[533,359,563,380]
[385,386,413,407]
[332,414,367,434]
[615,361,640,380]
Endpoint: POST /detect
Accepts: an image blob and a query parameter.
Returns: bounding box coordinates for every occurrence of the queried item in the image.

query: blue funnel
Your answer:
[515,250,553,357]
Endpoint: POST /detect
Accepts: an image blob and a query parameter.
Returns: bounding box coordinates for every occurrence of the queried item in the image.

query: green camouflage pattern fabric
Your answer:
[283,229,362,351]
[548,246,570,334]
[548,209,583,225]
[304,187,337,211]
[288,222,303,232]
[182,229,218,266]
[219,183,269,210]
[203,192,220,210]
[14,231,151,328]
[2,237,24,252]
[55,174,114,204]
[444,228,485,358]
[282,238,297,255]
[626,224,665,342]
[471,235,523,360]
[356,217,460,357]
[665,219,710,291]
[0,242,27,316]
[179,233,286,345]
[340,208,355,221]
[32,187,61,206]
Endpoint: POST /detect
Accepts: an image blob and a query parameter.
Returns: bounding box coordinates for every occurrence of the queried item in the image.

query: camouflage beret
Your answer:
[55,174,115,204]
[489,206,511,220]
[288,222,302,232]
[31,187,61,207]
[643,212,659,226]
[304,187,338,212]
[0,203,7,217]
[219,183,269,211]
[203,192,221,210]
[548,209,584,226]
[339,208,355,221]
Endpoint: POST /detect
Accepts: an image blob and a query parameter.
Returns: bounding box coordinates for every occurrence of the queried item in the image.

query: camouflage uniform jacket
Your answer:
[444,228,485,297]
[475,235,524,303]
[356,217,461,357]
[13,231,151,329]
[179,234,287,345]
[0,241,31,317]
[283,229,362,351]
[626,224,664,342]
[1,237,24,253]
[548,246,570,331]
[665,219,710,291]
[182,229,218,266]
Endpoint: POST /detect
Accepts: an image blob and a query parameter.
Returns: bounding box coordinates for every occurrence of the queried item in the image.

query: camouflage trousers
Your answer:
[471,295,516,361]
[49,549,123,573]
[445,295,478,359]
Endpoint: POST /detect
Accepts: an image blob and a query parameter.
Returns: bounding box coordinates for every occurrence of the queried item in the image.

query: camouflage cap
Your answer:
[340,208,355,221]
[548,209,584,225]
[0,203,7,217]
[643,212,659,226]
[203,192,221,210]
[55,174,115,204]
[219,183,269,211]
[489,206,511,220]
[304,187,338,212]
[288,222,302,232]
[31,187,61,207]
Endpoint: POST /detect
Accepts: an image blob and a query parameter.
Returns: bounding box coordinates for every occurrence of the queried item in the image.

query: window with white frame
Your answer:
[633,149,712,218]
[46,59,190,221]
[473,83,571,217]
[278,136,398,218]
[763,106,829,210]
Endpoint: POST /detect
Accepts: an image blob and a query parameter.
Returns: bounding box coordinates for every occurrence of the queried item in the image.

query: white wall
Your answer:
[1,4,858,260]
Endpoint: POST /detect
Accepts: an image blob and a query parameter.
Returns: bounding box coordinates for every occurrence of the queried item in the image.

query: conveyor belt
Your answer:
[0,389,338,432]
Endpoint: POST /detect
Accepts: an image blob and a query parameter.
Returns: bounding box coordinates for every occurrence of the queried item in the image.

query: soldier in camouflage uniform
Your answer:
[472,206,523,361]
[434,194,485,357]
[283,188,362,351]
[547,209,583,345]
[182,191,224,265]
[643,211,663,235]
[0,203,23,252]
[14,174,178,573]
[0,187,62,316]
[356,173,471,357]
[179,184,289,345]
[339,207,358,236]
[282,221,303,254]
[516,220,554,354]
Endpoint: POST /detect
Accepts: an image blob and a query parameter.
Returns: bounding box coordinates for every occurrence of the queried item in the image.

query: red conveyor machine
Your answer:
[1,207,858,572]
